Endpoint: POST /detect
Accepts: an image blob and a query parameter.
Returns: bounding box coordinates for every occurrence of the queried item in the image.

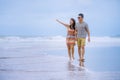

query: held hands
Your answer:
[75,37,78,41]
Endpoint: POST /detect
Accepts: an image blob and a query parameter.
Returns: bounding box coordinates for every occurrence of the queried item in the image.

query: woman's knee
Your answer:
[81,46,85,50]
[71,45,74,48]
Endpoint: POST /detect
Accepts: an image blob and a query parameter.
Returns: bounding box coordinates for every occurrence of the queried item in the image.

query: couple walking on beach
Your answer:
[56,13,90,61]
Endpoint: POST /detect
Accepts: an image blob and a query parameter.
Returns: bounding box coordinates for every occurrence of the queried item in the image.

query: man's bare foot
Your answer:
[78,58,85,62]
[81,59,85,62]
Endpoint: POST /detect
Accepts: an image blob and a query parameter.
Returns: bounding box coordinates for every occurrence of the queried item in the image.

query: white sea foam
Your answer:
[0,36,120,47]
[87,36,120,47]
[0,36,65,42]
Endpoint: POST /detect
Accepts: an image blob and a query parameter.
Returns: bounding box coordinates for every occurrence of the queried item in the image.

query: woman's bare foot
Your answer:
[72,56,75,60]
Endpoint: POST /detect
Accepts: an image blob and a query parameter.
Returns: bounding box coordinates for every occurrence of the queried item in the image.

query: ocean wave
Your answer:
[0,36,120,42]
[0,36,120,47]
[0,36,66,42]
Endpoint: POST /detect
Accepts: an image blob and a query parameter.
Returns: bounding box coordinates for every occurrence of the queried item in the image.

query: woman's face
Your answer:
[70,19,73,25]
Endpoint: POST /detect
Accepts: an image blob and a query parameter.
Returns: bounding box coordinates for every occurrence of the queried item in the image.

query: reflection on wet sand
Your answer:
[67,61,76,71]
[68,60,85,71]
[67,60,89,80]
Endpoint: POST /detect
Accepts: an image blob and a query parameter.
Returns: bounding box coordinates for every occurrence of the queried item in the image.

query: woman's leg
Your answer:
[71,45,75,60]
[67,45,71,60]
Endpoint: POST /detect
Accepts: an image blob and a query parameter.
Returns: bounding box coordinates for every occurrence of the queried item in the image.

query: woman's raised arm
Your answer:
[56,19,69,28]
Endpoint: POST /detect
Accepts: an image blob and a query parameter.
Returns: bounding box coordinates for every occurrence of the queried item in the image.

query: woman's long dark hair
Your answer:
[70,18,76,30]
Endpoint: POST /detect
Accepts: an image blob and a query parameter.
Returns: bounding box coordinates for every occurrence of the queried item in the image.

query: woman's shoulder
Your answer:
[68,29,75,32]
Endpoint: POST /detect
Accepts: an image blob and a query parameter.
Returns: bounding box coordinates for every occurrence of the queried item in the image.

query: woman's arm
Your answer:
[56,19,69,28]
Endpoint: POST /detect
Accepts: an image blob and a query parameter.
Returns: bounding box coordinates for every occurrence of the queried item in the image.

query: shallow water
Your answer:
[0,36,120,80]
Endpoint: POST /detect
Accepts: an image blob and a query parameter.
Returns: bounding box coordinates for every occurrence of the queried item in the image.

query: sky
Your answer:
[0,0,120,37]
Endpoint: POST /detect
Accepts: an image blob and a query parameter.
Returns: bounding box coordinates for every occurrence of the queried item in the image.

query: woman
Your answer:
[56,18,76,61]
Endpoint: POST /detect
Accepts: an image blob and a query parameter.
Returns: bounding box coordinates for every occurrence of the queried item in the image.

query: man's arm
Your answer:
[87,30,90,42]
[85,24,90,42]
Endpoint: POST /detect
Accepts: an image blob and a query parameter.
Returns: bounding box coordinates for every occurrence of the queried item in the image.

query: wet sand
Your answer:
[0,54,90,80]
[0,53,120,80]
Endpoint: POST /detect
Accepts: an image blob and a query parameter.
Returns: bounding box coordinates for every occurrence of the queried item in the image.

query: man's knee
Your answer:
[78,46,81,49]
[78,46,81,51]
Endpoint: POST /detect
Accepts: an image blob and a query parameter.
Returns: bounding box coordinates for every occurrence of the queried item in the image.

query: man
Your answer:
[75,13,90,61]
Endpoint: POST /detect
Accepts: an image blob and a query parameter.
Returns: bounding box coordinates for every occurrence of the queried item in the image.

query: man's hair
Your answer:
[78,13,84,18]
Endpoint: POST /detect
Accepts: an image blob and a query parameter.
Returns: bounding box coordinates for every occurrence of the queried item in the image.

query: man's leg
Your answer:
[77,38,82,60]
[81,38,86,61]
[81,46,85,60]
[78,46,81,60]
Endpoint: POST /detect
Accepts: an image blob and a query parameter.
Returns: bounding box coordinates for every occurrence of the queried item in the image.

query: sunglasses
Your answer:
[78,17,82,19]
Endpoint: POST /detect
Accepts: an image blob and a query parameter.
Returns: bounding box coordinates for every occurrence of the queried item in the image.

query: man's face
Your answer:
[78,16,83,22]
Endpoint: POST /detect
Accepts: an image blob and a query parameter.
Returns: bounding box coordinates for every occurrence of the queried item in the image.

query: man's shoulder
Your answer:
[83,22,88,25]
[76,22,88,24]
[76,22,88,27]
